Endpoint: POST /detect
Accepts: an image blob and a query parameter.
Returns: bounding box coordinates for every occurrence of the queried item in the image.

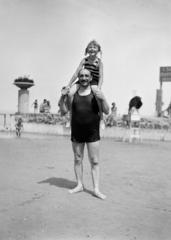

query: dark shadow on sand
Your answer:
[38,177,94,196]
[38,177,76,189]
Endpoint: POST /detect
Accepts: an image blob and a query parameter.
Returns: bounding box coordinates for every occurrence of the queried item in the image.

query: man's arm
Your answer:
[92,89,110,115]
[101,96,110,115]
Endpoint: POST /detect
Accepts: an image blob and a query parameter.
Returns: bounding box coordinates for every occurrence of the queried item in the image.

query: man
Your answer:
[59,69,109,199]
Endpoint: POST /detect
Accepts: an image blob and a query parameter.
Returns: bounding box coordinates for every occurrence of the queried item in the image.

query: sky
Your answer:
[0,0,171,115]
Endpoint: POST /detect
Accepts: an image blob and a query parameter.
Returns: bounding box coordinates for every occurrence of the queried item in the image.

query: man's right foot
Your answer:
[94,189,106,200]
[68,185,83,194]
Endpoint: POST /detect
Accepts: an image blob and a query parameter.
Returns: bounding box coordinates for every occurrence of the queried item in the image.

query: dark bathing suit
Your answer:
[71,91,100,143]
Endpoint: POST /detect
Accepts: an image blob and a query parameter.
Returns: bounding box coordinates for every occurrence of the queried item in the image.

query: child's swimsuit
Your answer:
[83,58,100,86]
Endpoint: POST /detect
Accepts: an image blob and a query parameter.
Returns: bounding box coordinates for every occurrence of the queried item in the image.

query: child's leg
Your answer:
[69,84,79,95]
[91,84,98,92]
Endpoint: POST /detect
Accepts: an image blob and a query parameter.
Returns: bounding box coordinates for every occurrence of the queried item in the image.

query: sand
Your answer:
[0,133,171,240]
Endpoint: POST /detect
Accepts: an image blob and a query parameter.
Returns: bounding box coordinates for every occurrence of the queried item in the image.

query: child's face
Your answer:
[87,44,99,56]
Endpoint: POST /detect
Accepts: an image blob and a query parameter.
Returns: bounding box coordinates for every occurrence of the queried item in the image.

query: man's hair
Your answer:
[78,69,92,78]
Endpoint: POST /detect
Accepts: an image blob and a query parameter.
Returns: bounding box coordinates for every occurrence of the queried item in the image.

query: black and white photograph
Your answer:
[0,0,171,239]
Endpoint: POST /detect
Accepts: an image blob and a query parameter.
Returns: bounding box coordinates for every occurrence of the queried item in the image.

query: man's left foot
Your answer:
[94,190,106,200]
[68,185,83,194]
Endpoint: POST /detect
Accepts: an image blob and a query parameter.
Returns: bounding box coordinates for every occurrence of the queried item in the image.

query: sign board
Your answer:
[160,66,171,82]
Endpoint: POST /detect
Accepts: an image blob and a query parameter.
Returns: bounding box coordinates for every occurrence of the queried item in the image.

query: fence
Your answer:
[0,114,16,131]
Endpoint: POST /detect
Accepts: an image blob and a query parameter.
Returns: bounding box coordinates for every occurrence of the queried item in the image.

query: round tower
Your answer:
[14,77,34,114]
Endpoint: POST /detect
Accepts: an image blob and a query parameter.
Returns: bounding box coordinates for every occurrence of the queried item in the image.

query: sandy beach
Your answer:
[0,133,171,240]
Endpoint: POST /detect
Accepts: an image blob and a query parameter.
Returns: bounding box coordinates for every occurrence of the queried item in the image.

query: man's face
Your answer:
[78,69,92,87]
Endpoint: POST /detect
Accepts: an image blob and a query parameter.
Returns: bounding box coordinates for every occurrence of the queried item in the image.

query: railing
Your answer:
[0,113,171,131]
[0,114,16,130]
[0,113,69,131]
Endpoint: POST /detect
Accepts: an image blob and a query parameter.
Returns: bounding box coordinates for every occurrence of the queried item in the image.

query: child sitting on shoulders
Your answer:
[67,40,103,90]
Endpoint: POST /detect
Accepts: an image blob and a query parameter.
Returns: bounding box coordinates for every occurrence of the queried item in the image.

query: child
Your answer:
[61,40,104,127]
[128,96,143,125]
[67,40,103,90]
[15,117,23,137]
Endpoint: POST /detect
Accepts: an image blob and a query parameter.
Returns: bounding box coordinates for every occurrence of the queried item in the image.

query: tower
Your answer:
[14,77,34,114]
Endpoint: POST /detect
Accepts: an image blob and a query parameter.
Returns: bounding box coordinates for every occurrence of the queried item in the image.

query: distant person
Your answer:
[32,99,38,114]
[15,117,23,137]
[106,102,117,127]
[166,101,171,117]
[111,102,117,116]
[41,99,51,114]
[59,69,109,200]
[129,96,143,112]
[46,100,51,113]
[39,99,47,113]
[128,96,143,127]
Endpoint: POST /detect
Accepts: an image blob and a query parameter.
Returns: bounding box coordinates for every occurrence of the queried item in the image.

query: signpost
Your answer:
[156,67,171,116]
[160,66,171,87]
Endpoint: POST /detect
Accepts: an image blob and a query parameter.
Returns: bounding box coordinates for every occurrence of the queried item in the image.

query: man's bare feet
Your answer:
[68,184,84,194]
[94,189,106,200]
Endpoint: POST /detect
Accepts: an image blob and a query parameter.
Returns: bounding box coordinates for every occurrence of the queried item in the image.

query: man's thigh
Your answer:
[86,141,100,163]
[72,142,85,159]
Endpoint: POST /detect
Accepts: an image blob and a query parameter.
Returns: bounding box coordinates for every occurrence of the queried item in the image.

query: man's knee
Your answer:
[92,161,99,166]
[74,153,83,164]
[91,162,99,170]
[89,157,99,167]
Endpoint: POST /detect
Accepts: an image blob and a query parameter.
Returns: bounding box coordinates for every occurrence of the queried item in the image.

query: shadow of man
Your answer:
[38,177,76,189]
[38,177,94,196]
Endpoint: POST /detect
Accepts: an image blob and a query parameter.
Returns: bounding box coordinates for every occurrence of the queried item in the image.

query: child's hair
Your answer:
[84,40,102,56]
[129,96,143,111]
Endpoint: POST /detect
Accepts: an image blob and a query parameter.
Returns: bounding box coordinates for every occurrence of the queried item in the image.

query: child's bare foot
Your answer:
[94,189,106,200]
[69,184,83,194]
